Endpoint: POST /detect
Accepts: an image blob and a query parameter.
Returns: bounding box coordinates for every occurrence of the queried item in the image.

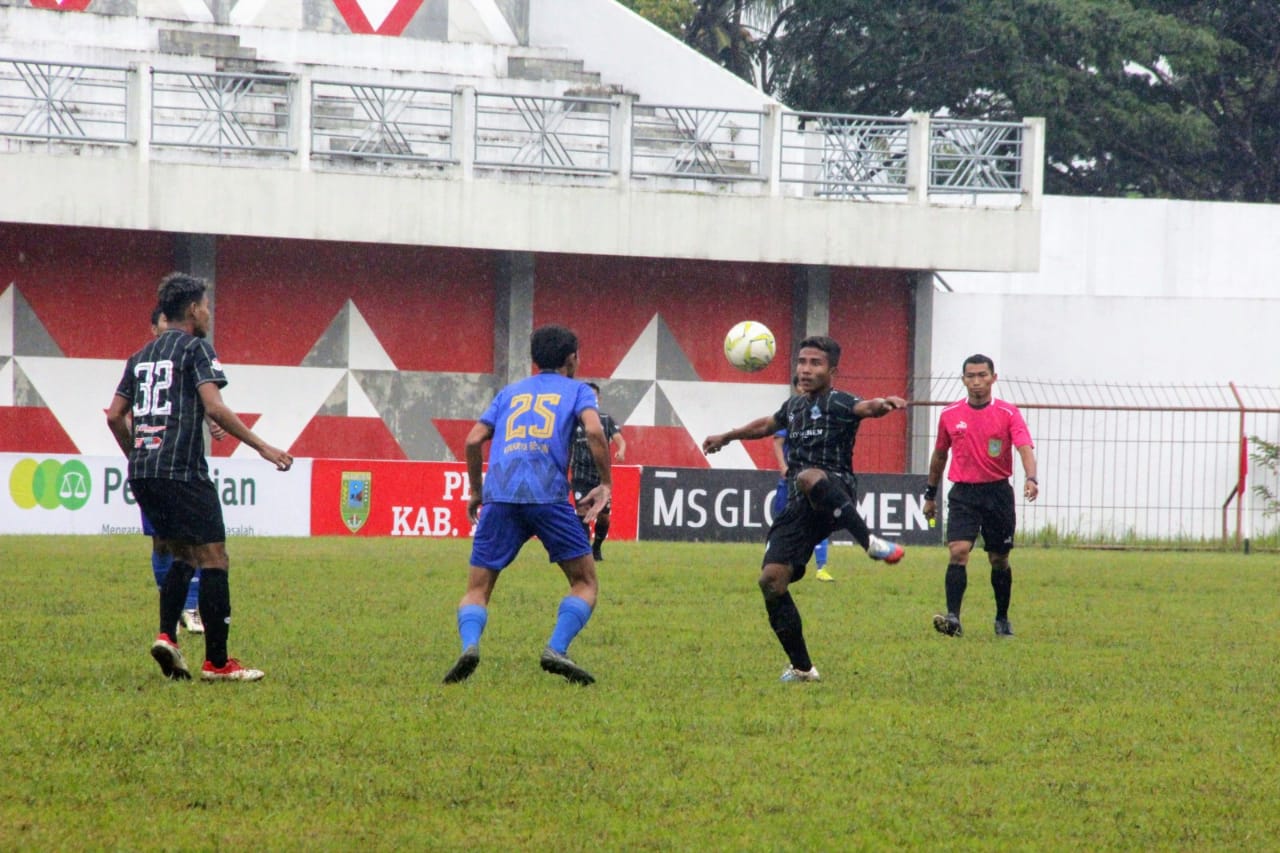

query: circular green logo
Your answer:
[9,458,92,511]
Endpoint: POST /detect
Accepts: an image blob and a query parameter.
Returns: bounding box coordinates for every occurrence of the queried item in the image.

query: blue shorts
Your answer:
[470,501,591,570]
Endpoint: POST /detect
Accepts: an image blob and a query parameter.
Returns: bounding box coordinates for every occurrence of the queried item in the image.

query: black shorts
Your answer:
[945,481,1016,554]
[762,473,853,580]
[572,481,612,514]
[130,478,226,545]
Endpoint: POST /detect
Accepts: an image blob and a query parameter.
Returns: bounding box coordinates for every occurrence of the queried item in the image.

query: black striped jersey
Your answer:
[773,388,865,486]
[114,329,227,481]
[569,411,620,486]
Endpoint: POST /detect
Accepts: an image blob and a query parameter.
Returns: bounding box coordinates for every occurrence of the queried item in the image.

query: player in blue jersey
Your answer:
[442,325,613,686]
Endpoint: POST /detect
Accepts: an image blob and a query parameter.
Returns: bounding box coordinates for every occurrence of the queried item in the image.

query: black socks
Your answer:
[159,560,195,638]
[945,562,967,616]
[991,566,1012,621]
[199,568,231,668]
[763,591,812,672]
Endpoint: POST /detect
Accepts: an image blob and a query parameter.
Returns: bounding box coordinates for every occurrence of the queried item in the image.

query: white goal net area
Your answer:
[894,378,1280,551]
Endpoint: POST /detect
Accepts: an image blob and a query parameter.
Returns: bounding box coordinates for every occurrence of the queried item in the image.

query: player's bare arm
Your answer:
[105,394,134,456]
[463,421,494,523]
[198,383,293,471]
[577,409,613,524]
[703,414,782,455]
[1018,445,1039,502]
[852,396,908,418]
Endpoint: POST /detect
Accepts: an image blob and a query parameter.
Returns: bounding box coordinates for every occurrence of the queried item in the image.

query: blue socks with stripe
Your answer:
[548,595,593,655]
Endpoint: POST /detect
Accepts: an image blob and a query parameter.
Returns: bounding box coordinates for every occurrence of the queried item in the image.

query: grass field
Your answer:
[1,536,1278,851]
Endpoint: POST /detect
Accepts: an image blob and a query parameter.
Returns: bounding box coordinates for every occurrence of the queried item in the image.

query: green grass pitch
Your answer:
[1,536,1277,850]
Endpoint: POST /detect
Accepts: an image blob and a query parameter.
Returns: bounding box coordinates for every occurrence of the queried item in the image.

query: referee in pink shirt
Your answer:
[923,355,1038,637]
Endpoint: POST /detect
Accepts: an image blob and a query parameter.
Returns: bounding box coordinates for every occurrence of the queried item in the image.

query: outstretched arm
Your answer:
[703,413,783,455]
[852,396,907,418]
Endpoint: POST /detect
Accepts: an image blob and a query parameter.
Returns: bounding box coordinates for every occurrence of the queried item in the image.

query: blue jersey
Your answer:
[479,372,597,504]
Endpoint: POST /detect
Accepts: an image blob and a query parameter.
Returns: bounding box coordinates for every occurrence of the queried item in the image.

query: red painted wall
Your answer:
[830,267,912,473]
[215,237,494,371]
[0,225,911,470]
[0,224,173,358]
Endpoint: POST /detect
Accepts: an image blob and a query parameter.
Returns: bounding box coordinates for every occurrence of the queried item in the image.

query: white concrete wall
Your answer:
[936,195,1280,383]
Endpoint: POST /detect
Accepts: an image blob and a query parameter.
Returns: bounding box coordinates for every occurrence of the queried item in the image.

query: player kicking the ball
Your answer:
[703,336,907,683]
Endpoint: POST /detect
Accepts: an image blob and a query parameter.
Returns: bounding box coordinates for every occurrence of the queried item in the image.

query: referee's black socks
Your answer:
[945,563,967,616]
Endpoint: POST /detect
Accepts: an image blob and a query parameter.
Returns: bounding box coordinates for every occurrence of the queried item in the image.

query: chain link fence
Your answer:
[892,377,1280,551]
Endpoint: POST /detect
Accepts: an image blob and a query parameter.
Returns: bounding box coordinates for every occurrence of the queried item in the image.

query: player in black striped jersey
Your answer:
[107,273,292,683]
[702,335,907,683]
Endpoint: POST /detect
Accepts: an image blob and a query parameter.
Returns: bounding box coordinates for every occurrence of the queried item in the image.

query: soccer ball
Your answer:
[724,321,776,372]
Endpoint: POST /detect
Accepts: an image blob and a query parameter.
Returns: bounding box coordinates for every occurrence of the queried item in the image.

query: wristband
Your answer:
[1026,476,1038,484]
[923,484,938,501]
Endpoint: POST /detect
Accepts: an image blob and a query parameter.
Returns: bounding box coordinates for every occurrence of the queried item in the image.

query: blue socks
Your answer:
[814,538,829,568]
[151,552,198,610]
[151,551,173,588]
[548,595,593,655]
[457,604,488,650]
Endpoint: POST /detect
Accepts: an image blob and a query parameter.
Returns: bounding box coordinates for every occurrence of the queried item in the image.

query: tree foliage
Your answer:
[622,0,1280,201]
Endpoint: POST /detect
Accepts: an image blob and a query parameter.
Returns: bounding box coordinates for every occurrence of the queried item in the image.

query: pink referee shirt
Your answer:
[935,398,1034,483]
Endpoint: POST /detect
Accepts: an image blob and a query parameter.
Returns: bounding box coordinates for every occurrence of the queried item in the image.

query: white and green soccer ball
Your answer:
[723,321,776,373]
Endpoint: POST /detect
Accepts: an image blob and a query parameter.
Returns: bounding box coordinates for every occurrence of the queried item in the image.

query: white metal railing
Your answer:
[0,57,129,144]
[312,80,454,164]
[631,104,764,180]
[474,92,613,173]
[151,68,293,154]
[779,111,909,197]
[929,118,1024,193]
[0,57,1040,204]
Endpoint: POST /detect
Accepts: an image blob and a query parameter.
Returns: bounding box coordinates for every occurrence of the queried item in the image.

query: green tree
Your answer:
[615,0,698,38]
[626,0,1280,201]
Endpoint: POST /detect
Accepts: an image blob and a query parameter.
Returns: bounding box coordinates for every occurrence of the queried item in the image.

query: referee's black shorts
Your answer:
[945,480,1016,554]
[130,477,226,545]
[762,472,855,580]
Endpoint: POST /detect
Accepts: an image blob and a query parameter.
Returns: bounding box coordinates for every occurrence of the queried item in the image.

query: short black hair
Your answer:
[530,325,579,370]
[586,382,601,393]
[157,273,207,326]
[963,354,995,373]
[149,304,164,327]
[798,335,841,369]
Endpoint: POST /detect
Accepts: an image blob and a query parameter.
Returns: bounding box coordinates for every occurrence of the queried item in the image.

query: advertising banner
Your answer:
[639,467,939,545]
[310,459,642,539]
[1,453,313,536]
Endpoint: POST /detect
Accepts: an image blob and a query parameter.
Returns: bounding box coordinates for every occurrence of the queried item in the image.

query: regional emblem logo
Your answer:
[987,438,1004,458]
[340,471,372,533]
